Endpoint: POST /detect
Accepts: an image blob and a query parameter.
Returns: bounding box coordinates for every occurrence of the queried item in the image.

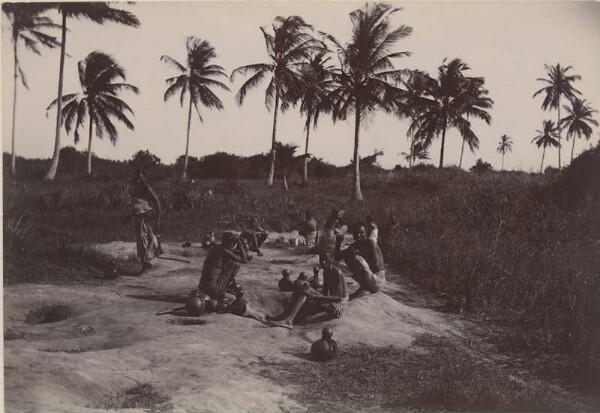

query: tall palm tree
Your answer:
[401,70,431,172]
[533,63,581,170]
[43,2,140,180]
[47,51,138,175]
[161,37,230,180]
[532,120,559,173]
[560,99,598,162]
[325,3,412,201]
[2,3,60,177]
[457,78,493,168]
[411,59,492,169]
[497,134,513,171]
[231,16,321,187]
[295,52,333,184]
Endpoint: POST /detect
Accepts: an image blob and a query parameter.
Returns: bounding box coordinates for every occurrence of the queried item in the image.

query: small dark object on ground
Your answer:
[185,291,206,316]
[182,241,192,248]
[311,327,338,362]
[25,304,73,325]
[279,269,294,291]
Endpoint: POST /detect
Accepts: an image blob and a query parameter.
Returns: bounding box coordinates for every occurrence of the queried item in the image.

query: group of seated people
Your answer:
[195,209,390,329]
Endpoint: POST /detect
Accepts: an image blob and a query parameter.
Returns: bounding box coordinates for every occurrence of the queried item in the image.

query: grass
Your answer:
[25,304,73,324]
[3,145,599,392]
[100,382,171,411]
[259,334,590,412]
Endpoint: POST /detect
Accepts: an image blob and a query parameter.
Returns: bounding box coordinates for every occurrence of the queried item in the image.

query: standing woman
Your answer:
[125,172,162,272]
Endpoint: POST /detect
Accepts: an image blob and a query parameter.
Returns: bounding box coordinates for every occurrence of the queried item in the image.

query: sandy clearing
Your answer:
[4,238,464,412]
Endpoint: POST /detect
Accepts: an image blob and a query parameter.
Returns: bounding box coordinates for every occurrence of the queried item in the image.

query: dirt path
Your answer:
[4,237,476,412]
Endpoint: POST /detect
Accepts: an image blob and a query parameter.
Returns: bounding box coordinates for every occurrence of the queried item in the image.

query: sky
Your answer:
[2,0,600,171]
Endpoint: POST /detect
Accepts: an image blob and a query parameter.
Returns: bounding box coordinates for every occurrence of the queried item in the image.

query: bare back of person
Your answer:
[336,225,386,297]
[198,233,249,300]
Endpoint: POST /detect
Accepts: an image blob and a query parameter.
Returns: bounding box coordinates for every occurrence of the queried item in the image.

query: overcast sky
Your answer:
[2,0,600,171]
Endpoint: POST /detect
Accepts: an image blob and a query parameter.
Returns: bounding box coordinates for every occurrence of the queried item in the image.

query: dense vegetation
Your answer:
[4,145,599,392]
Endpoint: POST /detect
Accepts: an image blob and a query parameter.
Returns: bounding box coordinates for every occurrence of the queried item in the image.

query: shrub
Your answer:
[470,158,494,173]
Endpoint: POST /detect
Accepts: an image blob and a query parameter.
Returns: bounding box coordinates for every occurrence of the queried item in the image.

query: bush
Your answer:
[470,158,494,173]
[129,150,161,176]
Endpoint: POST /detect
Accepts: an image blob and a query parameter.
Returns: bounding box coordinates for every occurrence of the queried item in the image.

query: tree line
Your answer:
[4,2,598,201]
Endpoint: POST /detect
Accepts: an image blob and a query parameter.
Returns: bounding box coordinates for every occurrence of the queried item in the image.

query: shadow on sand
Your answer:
[127,294,187,304]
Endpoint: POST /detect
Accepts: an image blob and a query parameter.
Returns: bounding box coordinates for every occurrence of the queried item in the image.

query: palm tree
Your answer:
[231,16,320,187]
[161,37,230,180]
[457,78,493,168]
[401,141,429,165]
[2,3,60,177]
[532,120,559,173]
[274,142,299,191]
[497,134,513,171]
[295,52,334,184]
[533,63,581,170]
[43,2,140,180]
[401,70,431,172]
[411,59,493,169]
[560,99,598,162]
[325,3,412,201]
[47,51,138,175]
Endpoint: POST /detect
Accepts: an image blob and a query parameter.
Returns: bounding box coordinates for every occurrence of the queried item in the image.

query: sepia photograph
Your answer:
[2,0,600,411]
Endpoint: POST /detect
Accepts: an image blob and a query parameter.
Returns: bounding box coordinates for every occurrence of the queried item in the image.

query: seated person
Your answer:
[198,232,250,301]
[267,253,349,329]
[297,210,318,249]
[240,215,268,257]
[365,215,379,244]
[335,223,386,298]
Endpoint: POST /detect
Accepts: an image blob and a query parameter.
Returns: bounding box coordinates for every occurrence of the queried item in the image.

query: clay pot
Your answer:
[311,327,338,362]
[185,294,206,316]
[310,266,323,290]
[279,269,293,291]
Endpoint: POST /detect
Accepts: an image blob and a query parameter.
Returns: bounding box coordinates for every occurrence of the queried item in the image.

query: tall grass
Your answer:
[3,147,599,386]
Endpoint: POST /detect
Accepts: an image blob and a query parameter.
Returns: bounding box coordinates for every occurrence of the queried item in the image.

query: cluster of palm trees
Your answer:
[231,4,495,200]
[532,64,598,172]
[5,2,597,199]
[3,2,140,179]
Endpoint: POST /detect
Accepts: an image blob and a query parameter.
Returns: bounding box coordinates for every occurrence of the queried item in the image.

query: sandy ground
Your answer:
[4,235,465,413]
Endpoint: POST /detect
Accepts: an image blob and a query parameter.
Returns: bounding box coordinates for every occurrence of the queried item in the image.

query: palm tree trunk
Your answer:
[352,106,364,202]
[502,153,505,171]
[267,88,280,187]
[182,93,193,180]
[87,121,93,175]
[282,166,288,191]
[540,146,546,173]
[408,126,415,173]
[10,37,18,178]
[570,134,576,163]
[557,98,562,170]
[438,122,447,169]
[303,114,311,185]
[459,137,466,169]
[44,11,67,181]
